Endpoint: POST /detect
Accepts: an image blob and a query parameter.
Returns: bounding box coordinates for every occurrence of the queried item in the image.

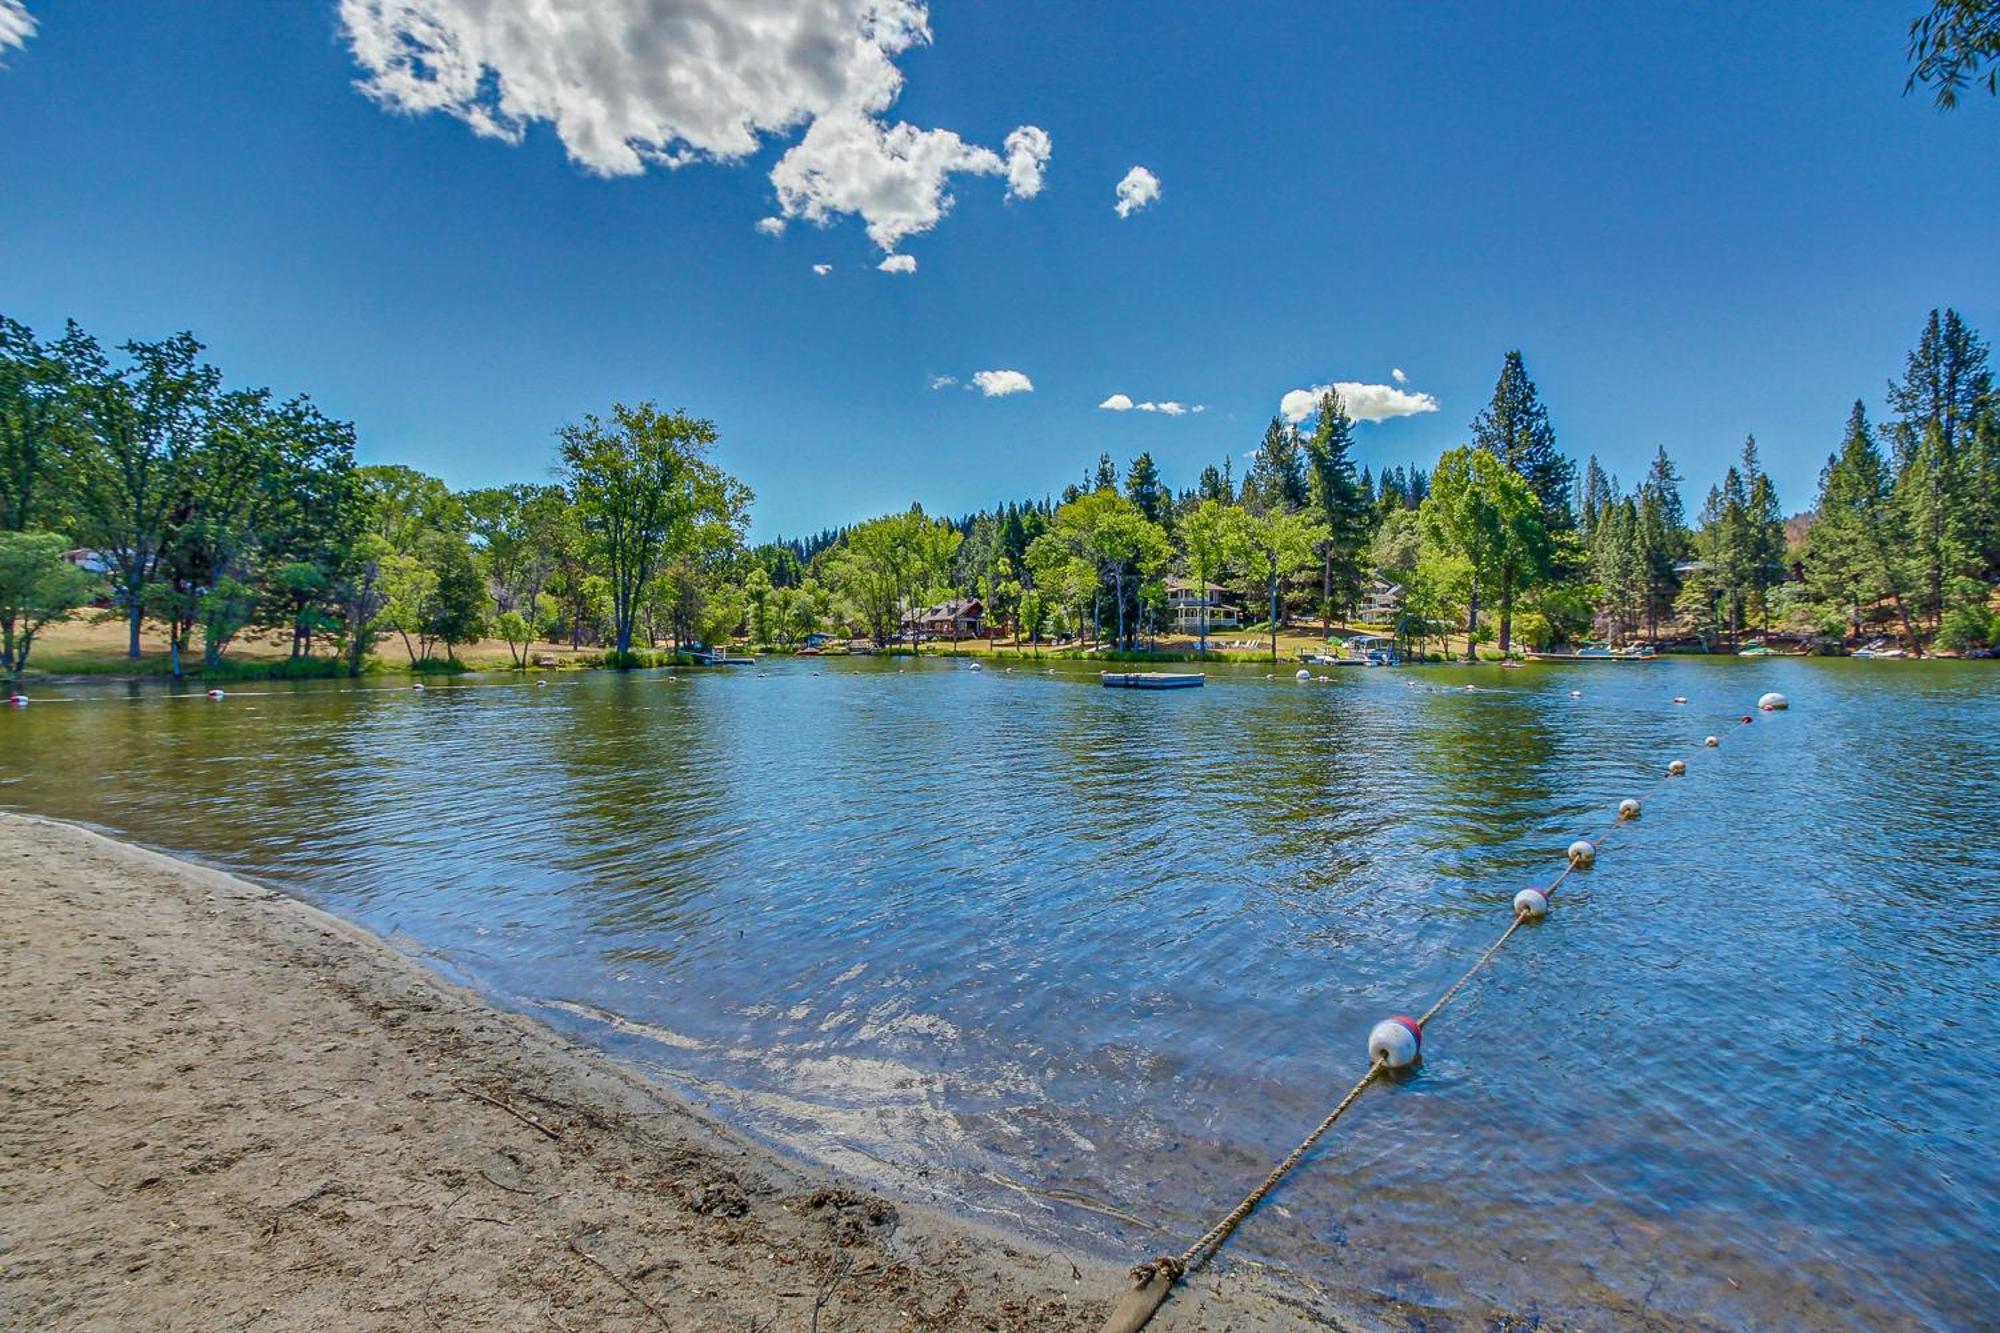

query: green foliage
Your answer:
[1906,2,2000,108]
[0,530,97,674]
[559,402,750,661]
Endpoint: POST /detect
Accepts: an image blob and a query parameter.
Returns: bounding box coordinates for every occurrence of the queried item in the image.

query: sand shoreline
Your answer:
[0,813,1335,1331]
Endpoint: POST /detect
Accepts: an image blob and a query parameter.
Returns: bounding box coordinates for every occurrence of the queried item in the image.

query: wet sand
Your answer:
[0,813,1328,1331]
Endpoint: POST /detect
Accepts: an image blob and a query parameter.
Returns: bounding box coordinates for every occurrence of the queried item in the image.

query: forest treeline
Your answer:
[2,307,1995,678]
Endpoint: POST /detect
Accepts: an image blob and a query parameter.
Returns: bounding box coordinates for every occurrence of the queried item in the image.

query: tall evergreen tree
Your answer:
[1471,349,1575,531]
[1124,451,1167,526]
[1302,389,1372,625]
[1740,436,1787,629]
[1245,417,1308,513]
[1806,401,1920,647]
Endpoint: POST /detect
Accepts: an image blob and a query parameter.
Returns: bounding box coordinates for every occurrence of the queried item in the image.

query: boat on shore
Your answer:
[693,651,757,666]
[1101,671,1205,689]
[1852,638,1907,659]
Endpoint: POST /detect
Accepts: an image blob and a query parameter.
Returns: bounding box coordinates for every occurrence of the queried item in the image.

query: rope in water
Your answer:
[1100,698,1779,1333]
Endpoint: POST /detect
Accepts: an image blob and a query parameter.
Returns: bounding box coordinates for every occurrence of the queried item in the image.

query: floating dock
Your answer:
[1100,672,1205,689]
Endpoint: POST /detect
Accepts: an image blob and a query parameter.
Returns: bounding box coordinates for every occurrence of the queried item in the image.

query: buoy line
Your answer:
[1097,696,1782,1333]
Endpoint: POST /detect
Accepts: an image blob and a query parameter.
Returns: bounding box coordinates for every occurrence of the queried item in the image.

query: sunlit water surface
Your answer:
[4,657,1994,1328]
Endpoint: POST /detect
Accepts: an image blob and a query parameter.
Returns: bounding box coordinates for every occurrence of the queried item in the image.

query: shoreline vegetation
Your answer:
[5,309,1998,688]
[7,812,1366,1331]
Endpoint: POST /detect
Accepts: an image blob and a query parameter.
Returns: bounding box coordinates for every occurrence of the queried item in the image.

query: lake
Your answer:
[3,656,1994,1328]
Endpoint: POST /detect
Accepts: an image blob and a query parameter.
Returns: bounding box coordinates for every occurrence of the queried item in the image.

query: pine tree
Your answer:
[1471,350,1575,531]
[1637,446,1685,638]
[1245,416,1308,513]
[1093,452,1119,493]
[1124,452,1167,526]
[1886,309,1992,627]
[1740,436,1786,629]
[1806,401,1920,647]
[1302,389,1373,626]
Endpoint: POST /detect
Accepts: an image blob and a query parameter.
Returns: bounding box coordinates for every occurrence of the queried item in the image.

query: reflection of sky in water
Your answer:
[7,659,1996,1328]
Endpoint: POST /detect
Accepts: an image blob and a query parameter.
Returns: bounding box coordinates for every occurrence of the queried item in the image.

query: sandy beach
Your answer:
[0,813,1332,1332]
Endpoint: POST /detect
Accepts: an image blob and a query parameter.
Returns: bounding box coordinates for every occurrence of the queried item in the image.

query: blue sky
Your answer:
[2,2,1995,539]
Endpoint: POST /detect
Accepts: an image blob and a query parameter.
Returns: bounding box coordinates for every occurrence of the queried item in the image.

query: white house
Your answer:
[1165,576,1241,634]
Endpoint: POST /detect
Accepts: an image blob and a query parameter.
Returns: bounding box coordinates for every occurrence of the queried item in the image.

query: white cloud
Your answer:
[755,216,786,237]
[0,0,34,54]
[1114,165,1161,219]
[1099,392,1201,416]
[971,369,1033,397]
[877,253,917,274]
[930,374,958,389]
[1279,381,1440,425]
[1002,125,1051,200]
[1392,367,1407,384]
[813,263,833,276]
[340,0,1048,254]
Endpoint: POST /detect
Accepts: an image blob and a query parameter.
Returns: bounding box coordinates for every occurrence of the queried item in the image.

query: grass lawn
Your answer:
[20,615,609,680]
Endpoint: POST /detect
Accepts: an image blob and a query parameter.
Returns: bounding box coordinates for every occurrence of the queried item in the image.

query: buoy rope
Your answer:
[1103,706,1766,1332]
[1134,1058,1385,1288]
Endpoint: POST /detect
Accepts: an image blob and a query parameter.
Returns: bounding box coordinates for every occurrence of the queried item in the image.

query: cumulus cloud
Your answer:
[0,0,34,54]
[1392,367,1407,384]
[1099,392,1201,415]
[340,0,1049,254]
[971,369,1033,397]
[878,253,917,274]
[755,216,786,237]
[1114,165,1161,219]
[1279,380,1441,425]
[1002,125,1051,200]
[813,263,832,276]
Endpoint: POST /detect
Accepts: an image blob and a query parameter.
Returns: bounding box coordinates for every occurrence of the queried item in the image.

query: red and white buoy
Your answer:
[206,688,225,700]
[1514,887,1550,919]
[1758,691,1788,711]
[1368,1015,1423,1068]
[6,693,26,708]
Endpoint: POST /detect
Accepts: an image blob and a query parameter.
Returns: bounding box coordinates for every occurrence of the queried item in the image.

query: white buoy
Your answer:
[1618,798,1642,821]
[1705,735,1719,747]
[1514,887,1550,919]
[1567,839,1596,867]
[1672,696,1688,705]
[536,679,547,688]
[1569,689,1583,698]
[412,682,425,692]
[1367,1016,1423,1069]
[206,688,225,700]
[1758,691,1788,711]
[1668,759,1686,776]
[6,694,26,708]
[1464,684,1477,692]
[1296,668,1311,681]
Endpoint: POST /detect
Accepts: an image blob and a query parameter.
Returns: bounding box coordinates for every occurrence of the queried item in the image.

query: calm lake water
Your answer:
[4,656,1995,1328]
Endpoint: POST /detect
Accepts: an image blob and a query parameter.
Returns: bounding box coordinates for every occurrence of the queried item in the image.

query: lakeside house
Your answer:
[1359,575,1404,622]
[1165,576,1242,634]
[901,598,984,640]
